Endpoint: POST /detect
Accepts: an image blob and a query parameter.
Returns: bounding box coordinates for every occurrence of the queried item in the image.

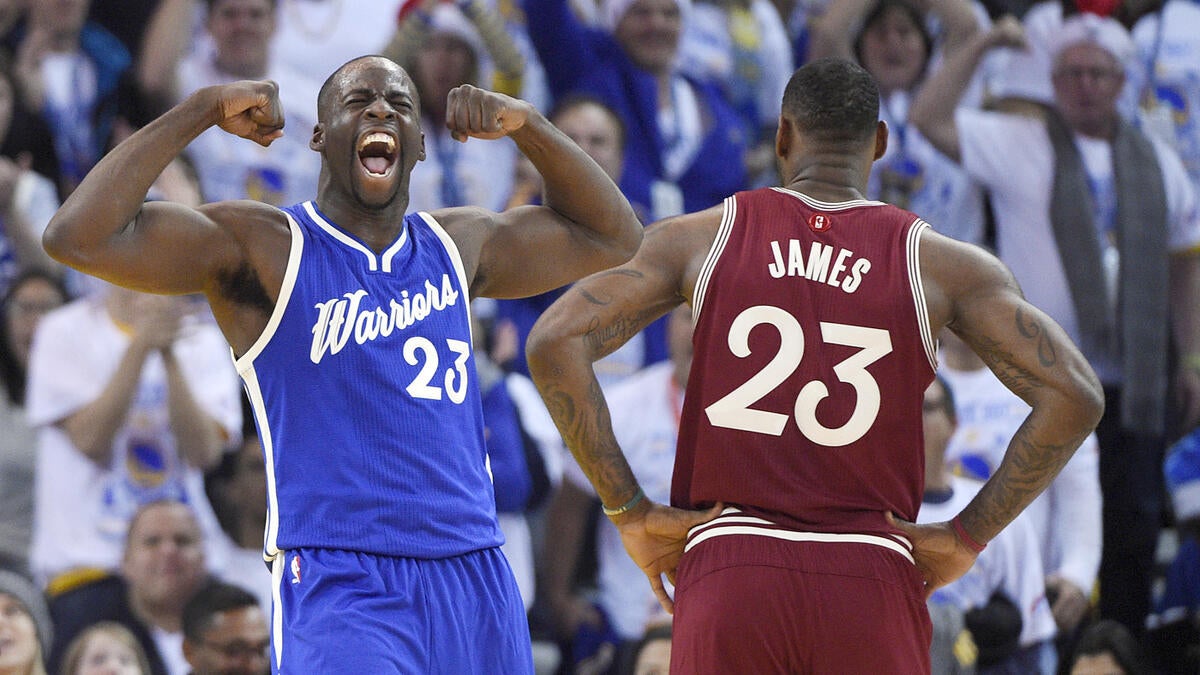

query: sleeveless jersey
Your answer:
[675,187,937,538]
[236,201,501,560]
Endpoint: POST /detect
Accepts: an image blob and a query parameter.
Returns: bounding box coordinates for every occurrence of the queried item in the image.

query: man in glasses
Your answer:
[183,581,270,675]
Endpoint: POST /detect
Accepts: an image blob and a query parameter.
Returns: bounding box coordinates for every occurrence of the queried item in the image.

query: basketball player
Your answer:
[525,57,1104,673]
[42,56,645,673]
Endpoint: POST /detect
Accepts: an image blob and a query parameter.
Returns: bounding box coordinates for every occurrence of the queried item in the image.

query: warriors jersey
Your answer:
[236,202,501,560]
[675,187,937,538]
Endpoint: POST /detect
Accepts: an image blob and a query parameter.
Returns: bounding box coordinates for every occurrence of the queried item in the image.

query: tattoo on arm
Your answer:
[1015,307,1057,368]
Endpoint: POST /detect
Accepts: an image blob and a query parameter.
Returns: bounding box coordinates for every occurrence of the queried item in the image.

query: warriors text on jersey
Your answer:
[235,201,501,560]
[675,187,937,541]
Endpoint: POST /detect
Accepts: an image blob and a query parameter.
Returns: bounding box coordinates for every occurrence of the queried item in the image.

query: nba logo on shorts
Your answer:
[291,554,302,584]
[808,213,832,232]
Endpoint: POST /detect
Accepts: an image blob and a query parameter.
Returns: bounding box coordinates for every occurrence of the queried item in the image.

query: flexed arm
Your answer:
[42,81,284,293]
[445,85,642,299]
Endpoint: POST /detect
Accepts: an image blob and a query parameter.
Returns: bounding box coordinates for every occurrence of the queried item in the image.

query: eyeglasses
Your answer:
[198,639,271,660]
[1054,65,1121,83]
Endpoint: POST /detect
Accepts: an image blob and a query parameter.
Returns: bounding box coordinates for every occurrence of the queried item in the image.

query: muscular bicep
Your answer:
[932,239,1099,410]
[470,204,641,299]
[56,200,244,296]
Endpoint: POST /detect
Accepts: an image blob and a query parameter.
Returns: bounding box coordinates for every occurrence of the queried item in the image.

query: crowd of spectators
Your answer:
[0,0,1198,673]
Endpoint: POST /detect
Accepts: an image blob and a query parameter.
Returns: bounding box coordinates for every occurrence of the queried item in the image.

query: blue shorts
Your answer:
[270,547,533,674]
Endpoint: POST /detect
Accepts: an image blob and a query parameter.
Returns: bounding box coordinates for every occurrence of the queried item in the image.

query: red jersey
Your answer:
[674,187,937,539]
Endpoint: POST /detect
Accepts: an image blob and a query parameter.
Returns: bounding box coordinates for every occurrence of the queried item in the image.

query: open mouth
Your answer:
[357,131,398,177]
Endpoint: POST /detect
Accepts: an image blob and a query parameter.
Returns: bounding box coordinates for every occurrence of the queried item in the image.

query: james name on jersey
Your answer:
[767,239,871,293]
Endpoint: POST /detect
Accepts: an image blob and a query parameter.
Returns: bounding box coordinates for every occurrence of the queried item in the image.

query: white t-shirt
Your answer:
[1132,0,1200,194]
[270,0,405,79]
[956,108,1200,383]
[941,364,1102,596]
[562,362,680,639]
[25,297,241,585]
[919,475,1058,648]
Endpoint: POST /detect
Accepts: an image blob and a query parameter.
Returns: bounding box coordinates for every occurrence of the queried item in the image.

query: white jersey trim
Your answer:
[303,201,384,272]
[270,553,284,669]
[907,221,938,371]
[241,368,281,560]
[417,212,475,344]
[684,508,915,564]
[693,195,737,322]
[770,186,887,210]
[234,210,305,373]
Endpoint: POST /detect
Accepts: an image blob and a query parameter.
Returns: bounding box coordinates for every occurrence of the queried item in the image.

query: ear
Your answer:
[873,120,888,161]
[310,123,325,152]
[182,639,199,667]
[775,115,791,159]
[418,131,426,162]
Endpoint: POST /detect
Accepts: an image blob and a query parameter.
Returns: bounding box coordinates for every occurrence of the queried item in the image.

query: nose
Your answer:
[365,97,397,120]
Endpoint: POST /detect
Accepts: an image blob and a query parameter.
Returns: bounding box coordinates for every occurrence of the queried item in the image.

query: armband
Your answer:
[950,515,987,554]
[602,487,645,517]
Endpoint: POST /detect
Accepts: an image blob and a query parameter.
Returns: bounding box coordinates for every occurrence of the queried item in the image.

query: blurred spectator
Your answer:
[1066,619,1150,675]
[808,0,987,243]
[269,0,404,78]
[11,0,145,197]
[0,569,52,675]
[911,12,1200,639]
[47,501,213,675]
[384,0,523,213]
[494,95,668,382]
[940,330,1102,648]
[526,0,750,220]
[0,53,63,294]
[539,305,691,673]
[137,0,320,206]
[677,0,794,186]
[204,398,271,615]
[25,281,240,587]
[1131,0,1200,198]
[472,300,559,614]
[86,0,163,64]
[0,270,67,576]
[59,622,154,675]
[180,581,269,675]
[629,621,672,675]
[918,376,1059,674]
[1145,426,1200,673]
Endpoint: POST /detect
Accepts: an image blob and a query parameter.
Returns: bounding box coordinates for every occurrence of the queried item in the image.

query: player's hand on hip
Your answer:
[612,501,725,615]
[214,80,285,147]
[445,85,532,142]
[886,512,978,599]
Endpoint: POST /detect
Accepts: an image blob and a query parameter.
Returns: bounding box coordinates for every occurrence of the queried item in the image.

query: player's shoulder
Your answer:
[200,199,290,235]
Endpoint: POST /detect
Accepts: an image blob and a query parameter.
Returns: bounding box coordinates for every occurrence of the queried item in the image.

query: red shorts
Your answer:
[671,512,931,674]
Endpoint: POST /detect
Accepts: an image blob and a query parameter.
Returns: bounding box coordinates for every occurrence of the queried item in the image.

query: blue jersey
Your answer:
[236,201,502,560]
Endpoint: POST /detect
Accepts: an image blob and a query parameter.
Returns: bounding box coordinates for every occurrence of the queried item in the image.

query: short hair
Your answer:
[182,580,261,640]
[317,55,405,122]
[853,0,933,71]
[548,94,627,148]
[782,58,880,144]
[1070,620,1148,675]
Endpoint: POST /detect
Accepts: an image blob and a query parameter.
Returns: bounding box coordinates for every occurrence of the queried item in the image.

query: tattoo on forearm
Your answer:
[970,424,1076,536]
[583,309,659,356]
